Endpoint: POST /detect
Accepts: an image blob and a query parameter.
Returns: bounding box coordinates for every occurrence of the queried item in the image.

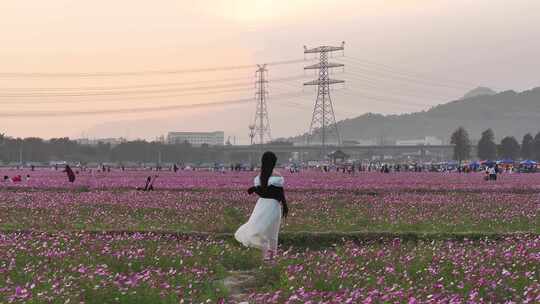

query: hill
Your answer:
[293,87,540,144]
[462,87,497,99]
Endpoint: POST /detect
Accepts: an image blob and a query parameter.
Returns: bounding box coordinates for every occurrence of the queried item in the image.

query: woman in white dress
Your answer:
[235,151,288,260]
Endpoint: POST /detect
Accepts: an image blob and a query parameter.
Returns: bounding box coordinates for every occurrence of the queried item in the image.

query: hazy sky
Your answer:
[1,0,539,142]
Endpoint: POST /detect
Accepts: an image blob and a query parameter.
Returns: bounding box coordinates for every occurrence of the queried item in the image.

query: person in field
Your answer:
[137,175,157,191]
[147,175,157,191]
[137,176,152,191]
[235,151,288,261]
[63,165,76,183]
[489,166,497,181]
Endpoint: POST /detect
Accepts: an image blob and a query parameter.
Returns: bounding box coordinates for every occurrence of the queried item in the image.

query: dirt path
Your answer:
[223,270,258,303]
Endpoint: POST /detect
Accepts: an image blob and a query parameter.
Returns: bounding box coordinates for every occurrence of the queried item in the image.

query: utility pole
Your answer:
[304,42,345,157]
[253,64,272,150]
[248,124,256,167]
[19,142,23,166]
[248,124,256,145]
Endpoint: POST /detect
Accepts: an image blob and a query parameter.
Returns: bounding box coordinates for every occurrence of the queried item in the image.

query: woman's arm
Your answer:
[281,200,288,218]
[247,186,260,194]
[279,189,288,218]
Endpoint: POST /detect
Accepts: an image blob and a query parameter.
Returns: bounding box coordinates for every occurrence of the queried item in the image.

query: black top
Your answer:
[248,185,286,203]
[247,185,288,217]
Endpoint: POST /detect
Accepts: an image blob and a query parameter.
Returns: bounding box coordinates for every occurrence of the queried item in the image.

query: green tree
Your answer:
[521,133,534,159]
[499,136,520,160]
[450,127,471,163]
[534,132,540,161]
[477,129,497,160]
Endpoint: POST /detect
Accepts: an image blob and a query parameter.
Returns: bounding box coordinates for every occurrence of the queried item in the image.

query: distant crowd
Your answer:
[1,159,538,188]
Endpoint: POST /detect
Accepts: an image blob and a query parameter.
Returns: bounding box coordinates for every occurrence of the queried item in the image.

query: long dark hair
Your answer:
[260,151,277,190]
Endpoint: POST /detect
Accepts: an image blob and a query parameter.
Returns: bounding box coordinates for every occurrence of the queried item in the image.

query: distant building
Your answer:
[76,137,127,147]
[154,135,166,144]
[343,139,378,146]
[167,131,224,146]
[396,136,443,146]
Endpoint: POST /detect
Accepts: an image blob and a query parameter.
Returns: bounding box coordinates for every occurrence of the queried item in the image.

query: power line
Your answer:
[333,89,434,108]
[0,74,308,92]
[341,73,459,101]
[0,76,309,104]
[341,56,481,88]
[340,59,469,91]
[0,82,257,98]
[339,56,498,92]
[0,87,255,105]
[0,76,252,92]
[0,92,305,117]
[0,77,310,105]
[0,59,308,78]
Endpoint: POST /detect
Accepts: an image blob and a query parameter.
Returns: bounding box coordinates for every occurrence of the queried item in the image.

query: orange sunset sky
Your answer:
[1,0,539,143]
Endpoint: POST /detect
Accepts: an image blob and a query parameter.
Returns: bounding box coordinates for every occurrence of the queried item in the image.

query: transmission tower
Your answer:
[253,64,272,145]
[304,42,345,156]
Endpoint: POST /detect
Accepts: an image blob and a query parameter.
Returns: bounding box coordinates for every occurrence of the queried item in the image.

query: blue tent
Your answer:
[483,160,496,167]
[497,159,514,165]
[469,161,481,169]
[520,160,538,166]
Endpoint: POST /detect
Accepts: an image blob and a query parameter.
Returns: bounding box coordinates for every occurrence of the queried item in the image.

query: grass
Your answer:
[238,237,540,302]
[1,233,538,303]
[0,186,538,303]
[0,236,249,303]
[1,188,537,234]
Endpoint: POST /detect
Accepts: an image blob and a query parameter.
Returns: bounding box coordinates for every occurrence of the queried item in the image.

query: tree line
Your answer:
[450,127,540,162]
[0,134,229,164]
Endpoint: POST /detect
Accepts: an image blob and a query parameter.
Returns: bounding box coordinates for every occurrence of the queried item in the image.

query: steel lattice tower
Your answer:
[253,64,272,145]
[304,42,345,155]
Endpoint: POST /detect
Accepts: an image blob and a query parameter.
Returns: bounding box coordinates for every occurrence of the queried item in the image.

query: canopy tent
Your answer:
[497,159,514,165]
[520,160,538,166]
[328,150,350,164]
[482,160,496,167]
[468,161,481,169]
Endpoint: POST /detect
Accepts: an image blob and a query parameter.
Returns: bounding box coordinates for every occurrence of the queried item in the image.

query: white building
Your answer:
[396,136,443,146]
[167,131,224,146]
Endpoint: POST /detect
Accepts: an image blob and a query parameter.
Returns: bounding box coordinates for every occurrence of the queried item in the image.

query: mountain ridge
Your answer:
[289,87,540,144]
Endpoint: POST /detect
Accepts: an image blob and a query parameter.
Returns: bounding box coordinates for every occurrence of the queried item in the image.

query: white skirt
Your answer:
[235,198,282,252]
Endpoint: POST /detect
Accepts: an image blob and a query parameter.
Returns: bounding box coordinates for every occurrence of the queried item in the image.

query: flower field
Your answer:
[0,170,538,303]
[0,170,540,191]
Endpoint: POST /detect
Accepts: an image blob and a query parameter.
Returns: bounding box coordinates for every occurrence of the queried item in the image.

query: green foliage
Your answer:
[219,207,246,233]
[0,135,224,163]
[478,129,497,160]
[499,136,520,160]
[450,127,471,162]
[220,246,261,270]
[534,132,540,161]
[521,133,534,159]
